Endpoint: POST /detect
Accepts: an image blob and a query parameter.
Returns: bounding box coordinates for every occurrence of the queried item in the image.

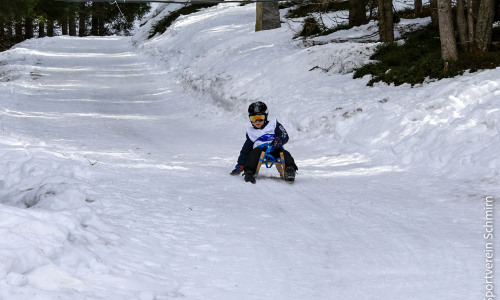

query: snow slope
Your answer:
[0,3,498,300]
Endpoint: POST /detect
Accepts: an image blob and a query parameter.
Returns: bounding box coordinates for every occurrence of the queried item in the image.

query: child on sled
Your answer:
[230,101,298,183]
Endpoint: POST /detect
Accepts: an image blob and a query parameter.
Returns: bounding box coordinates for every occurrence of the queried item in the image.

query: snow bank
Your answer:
[0,134,106,291]
[136,3,500,182]
[0,2,496,298]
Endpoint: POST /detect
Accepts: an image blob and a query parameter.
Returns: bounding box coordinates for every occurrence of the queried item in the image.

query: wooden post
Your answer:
[255,1,281,32]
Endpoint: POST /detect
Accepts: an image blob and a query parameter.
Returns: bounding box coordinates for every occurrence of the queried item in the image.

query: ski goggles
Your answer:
[249,115,266,123]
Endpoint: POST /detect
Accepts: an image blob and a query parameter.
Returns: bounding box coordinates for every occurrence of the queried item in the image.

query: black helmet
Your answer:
[248,101,268,116]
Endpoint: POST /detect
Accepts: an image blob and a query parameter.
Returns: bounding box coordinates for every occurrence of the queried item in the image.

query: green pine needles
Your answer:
[353,26,500,86]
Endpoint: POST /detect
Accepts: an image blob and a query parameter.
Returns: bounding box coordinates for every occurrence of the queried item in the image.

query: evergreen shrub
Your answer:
[353,25,500,86]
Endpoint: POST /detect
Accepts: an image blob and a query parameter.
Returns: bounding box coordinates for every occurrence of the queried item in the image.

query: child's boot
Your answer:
[284,166,296,182]
[244,171,256,184]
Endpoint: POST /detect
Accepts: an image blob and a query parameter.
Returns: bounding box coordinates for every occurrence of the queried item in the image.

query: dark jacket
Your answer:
[237,119,289,165]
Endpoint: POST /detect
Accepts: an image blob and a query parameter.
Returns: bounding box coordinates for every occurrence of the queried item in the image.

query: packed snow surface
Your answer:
[0,3,498,299]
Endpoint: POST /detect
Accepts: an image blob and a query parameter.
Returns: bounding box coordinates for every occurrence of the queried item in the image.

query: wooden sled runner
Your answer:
[255,145,286,180]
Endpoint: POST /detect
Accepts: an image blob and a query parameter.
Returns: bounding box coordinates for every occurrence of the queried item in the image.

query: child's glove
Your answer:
[270,137,283,149]
[230,164,244,175]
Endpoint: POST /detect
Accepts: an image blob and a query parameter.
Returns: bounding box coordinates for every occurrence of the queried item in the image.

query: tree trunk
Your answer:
[472,0,481,17]
[415,0,423,17]
[25,18,34,39]
[15,21,23,42]
[47,21,54,37]
[79,16,86,36]
[255,1,281,31]
[349,0,367,26]
[98,19,105,36]
[79,3,87,37]
[69,17,77,36]
[62,19,68,35]
[467,0,475,47]
[377,0,394,42]
[91,16,99,35]
[437,0,458,61]
[91,2,105,35]
[456,0,469,50]
[430,0,439,28]
[474,0,495,51]
[38,22,45,38]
